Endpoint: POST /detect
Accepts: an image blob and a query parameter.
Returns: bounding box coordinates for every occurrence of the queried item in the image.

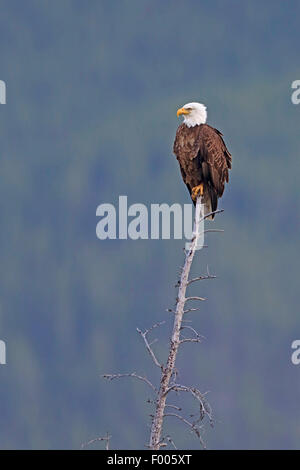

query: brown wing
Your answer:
[198,124,232,197]
[173,123,203,195]
[173,123,231,200]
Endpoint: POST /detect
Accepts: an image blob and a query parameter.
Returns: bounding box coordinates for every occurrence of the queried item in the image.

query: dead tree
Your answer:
[103,196,222,449]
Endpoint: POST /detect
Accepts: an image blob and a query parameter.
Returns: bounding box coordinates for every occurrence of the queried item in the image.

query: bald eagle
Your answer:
[173,102,232,219]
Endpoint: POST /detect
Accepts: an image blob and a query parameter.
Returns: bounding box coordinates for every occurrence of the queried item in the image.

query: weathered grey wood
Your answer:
[149,196,204,450]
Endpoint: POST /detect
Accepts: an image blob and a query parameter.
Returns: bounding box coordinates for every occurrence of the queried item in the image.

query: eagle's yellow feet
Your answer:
[191,184,204,201]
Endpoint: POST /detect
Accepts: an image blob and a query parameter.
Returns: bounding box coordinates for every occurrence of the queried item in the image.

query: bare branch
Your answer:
[202,208,224,220]
[180,338,202,344]
[165,404,182,411]
[102,373,156,392]
[183,308,201,314]
[143,321,166,334]
[185,296,206,302]
[181,325,204,338]
[164,413,206,448]
[165,435,177,449]
[81,434,111,450]
[156,440,168,449]
[180,325,204,344]
[202,229,224,234]
[187,274,216,285]
[137,322,165,369]
[165,384,213,424]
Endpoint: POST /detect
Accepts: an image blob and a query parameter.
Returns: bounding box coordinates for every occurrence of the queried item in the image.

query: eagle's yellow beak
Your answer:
[177,107,190,117]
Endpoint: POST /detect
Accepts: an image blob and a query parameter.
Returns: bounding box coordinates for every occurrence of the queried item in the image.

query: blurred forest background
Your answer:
[0,0,299,449]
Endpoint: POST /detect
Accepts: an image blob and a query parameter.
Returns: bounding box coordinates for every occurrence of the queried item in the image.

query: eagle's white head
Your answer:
[176,102,207,127]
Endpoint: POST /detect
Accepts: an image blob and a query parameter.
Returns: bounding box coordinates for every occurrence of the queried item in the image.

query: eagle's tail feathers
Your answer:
[204,199,213,220]
[205,188,218,220]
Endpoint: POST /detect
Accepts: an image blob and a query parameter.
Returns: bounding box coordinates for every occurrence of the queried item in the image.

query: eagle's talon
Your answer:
[191,184,204,201]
